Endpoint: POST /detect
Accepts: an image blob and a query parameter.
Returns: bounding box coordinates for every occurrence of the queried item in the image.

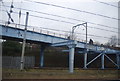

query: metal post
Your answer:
[84,52,87,69]
[118,1,120,47]
[68,25,76,73]
[69,45,75,73]
[86,23,87,49]
[40,45,45,67]
[20,12,29,70]
[68,25,75,73]
[86,52,103,66]
[116,54,120,69]
[84,22,87,69]
[104,54,118,67]
[70,22,87,72]
[101,53,105,69]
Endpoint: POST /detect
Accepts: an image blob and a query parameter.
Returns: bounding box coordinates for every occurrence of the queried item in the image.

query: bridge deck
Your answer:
[0,25,120,54]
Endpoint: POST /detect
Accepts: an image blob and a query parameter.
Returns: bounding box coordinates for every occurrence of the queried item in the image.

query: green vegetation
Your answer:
[3,40,22,56]
[2,40,40,56]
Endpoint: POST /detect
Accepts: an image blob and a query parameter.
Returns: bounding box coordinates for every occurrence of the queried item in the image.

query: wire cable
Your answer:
[2,9,118,33]
[2,4,118,30]
[24,0,119,21]
[93,0,119,8]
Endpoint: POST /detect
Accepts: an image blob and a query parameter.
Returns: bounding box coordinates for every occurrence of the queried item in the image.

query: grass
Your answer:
[2,68,120,80]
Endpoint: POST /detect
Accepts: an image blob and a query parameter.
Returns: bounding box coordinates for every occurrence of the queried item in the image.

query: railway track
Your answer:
[2,79,120,81]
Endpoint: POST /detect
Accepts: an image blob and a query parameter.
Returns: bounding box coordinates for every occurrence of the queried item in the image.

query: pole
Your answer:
[72,26,75,40]
[20,12,29,70]
[118,2,120,47]
[84,22,87,69]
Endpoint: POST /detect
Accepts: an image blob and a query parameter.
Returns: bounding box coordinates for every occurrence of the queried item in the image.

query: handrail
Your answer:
[0,21,85,42]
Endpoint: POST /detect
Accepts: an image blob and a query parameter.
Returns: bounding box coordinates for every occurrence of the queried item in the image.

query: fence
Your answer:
[2,56,35,69]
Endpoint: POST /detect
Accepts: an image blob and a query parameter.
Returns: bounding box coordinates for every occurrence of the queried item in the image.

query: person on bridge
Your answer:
[89,39,93,45]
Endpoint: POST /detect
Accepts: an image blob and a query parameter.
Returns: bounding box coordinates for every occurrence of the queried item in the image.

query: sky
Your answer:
[0,0,119,44]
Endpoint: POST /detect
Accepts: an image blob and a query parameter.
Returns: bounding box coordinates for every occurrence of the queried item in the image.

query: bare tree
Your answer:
[64,31,77,40]
[94,41,101,45]
[106,35,118,47]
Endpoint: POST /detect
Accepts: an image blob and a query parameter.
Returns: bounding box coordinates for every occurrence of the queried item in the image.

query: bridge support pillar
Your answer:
[68,43,76,73]
[116,53,120,69]
[40,45,46,68]
[84,50,88,69]
[101,53,105,69]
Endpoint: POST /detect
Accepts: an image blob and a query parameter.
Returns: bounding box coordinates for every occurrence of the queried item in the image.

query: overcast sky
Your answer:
[1,0,119,44]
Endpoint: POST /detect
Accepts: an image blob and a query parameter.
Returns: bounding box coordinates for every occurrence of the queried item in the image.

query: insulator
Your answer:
[11,18,14,22]
[7,12,11,18]
[10,10,13,13]
[19,10,21,18]
[7,21,10,24]
[11,4,14,8]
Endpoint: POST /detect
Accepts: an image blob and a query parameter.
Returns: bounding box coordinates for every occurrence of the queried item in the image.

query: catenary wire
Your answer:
[93,0,119,8]
[1,4,118,30]
[2,9,119,33]
[24,0,119,21]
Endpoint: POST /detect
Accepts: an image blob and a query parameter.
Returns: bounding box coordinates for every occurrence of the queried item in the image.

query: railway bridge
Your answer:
[1,24,120,73]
